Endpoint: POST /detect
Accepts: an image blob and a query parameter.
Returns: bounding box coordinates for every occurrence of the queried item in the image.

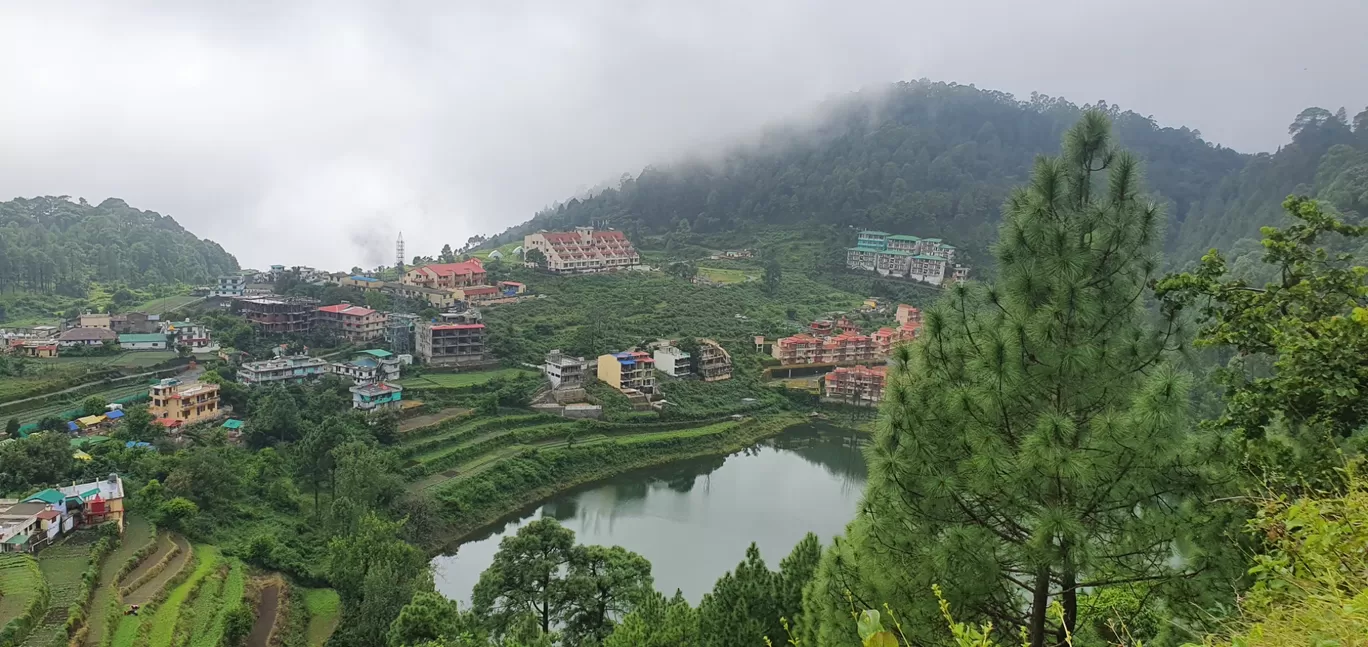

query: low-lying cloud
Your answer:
[1,0,1364,269]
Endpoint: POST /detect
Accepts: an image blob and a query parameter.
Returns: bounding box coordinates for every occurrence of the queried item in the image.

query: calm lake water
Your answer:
[431,422,869,605]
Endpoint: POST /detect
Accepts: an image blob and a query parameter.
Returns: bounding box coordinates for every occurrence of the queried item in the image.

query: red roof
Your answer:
[419,259,485,277]
[431,324,485,330]
[462,286,499,295]
[499,281,524,287]
[542,232,582,243]
[591,231,627,241]
[36,510,61,520]
[318,304,377,316]
[155,418,184,427]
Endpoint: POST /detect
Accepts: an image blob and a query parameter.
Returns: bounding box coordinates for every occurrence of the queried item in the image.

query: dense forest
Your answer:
[484,80,1368,270]
[0,196,239,295]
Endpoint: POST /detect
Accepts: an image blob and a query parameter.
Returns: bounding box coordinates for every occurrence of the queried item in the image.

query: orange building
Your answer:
[402,259,487,289]
[772,331,880,365]
[148,378,222,427]
[317,304,385,341]
[823,365,887,406]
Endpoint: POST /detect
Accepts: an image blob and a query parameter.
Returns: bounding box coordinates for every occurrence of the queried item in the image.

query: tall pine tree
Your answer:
[802,111,1227,646]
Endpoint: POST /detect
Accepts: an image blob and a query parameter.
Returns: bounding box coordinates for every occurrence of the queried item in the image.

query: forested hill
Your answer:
[484,80,1368,264]
[0,196,239,293]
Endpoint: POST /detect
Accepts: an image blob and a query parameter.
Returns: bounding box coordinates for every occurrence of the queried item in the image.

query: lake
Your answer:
[431,422,869,605]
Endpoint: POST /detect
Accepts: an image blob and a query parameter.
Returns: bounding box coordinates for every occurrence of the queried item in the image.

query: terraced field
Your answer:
[301,589,340,647]
[397,368,537,390]
[146,546,220,647]
[188,562,244,647]
[21,536,97,647]
[84,517,154,647]
[0,554,43,630]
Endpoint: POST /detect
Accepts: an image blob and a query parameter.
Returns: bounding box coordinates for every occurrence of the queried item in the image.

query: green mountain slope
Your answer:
[0,196,239,295]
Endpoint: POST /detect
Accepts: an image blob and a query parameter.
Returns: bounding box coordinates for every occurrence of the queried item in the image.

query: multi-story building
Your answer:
[416,321,487,367]
[330,349,403,385]
[823,365,887,406]
[455,285,501,303]
[350,382,403,412]
[402,259,487,290]
[233,297,318,334]
[163,321,215,352]
[523,227,640,274]
[596,351,656,396]
[772,331,880,366]
[148,378,222,426]
[498,281,526,295]
[545,350,586,389]
[847,230,969,285]
[895,304,921,326]
[78,312,112,329]
[386,283,460,310]
[110,312,159,334]
[339,275,386,291]
[316,304,385,342]
[237,354,330,385]
[697,339,733,382]
[653,345,691,378]
[212,275,246,297]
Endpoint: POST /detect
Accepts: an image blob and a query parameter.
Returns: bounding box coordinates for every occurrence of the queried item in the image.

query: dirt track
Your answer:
[246,581,281,647]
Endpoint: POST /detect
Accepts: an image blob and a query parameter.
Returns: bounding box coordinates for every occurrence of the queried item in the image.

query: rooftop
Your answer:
[858,230,891,236]
[360,349,393,358]
[318,303,378,316]
[431,323,484,331]
[350,382,403,396]
[119,333,167,343]
[413,259,485,277]
[58,328,116,341]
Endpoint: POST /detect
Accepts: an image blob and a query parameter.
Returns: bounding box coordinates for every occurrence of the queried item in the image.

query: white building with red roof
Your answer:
[402,258,487,289]
[316,303,385,342]
[523,227,640,274]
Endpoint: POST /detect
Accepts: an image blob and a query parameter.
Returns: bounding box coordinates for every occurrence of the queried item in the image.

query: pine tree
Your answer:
[802,111,1227,647]
[697,544,783,647]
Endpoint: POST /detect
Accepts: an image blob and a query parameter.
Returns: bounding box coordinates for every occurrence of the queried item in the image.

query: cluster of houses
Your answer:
[229,347,412,413]
[535,339,734,414]
[1,474,124,554]
[2,313,216,358]
[847,230,970,286]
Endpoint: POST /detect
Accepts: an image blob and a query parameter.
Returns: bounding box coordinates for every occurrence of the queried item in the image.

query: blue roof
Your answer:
[354,358,378,368]
[67,421,80,431]
[350,275,380,282]
[105,410,125,420]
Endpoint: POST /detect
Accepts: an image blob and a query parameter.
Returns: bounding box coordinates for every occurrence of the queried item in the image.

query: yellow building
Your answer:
[596,351,658,396]
[148,378,222,427]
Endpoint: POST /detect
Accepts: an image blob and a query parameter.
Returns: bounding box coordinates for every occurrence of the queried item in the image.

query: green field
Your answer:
[48,351,180,368]
[134,295,203,315]
[22,536,96,647]
[85,516,155,647]
[189,561,245,647]
[301,588,340,647]
[398,368,537,389]
[697,266,754,284]
[146,545,220,647]
[11,380,155,427]
[0,554,42,630]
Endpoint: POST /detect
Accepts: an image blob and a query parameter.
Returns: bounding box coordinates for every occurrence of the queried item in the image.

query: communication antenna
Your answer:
[396,231,406,271]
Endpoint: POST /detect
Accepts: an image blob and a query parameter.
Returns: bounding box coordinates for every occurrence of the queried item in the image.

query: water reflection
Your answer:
[432,422,869,605]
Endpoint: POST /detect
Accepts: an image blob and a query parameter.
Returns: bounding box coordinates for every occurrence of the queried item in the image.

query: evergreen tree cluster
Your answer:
[0,195,239,294]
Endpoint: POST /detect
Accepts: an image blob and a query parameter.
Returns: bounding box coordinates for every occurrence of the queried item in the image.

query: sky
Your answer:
[1,1,1365,270]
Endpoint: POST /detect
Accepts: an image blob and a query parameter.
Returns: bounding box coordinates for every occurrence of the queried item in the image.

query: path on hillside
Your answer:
[84,517,154,646]
[399,407,471,434]
[117,532,172,590]
[246,582,281,647]
[124,535,192,605]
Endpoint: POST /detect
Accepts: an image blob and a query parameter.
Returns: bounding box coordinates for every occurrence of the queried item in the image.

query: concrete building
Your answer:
[148,378,222,426]
[339,275,386,290]
[544,350,586,389]
[416,321,487,367]
[523,227,640,274]
[78,312,111,329]
[653,345,691,378]
[455,285,501,303]
[316,304,385,342]
[4,475,126,553]
[847,230,970,285]
[233,297,318,334]
[386,283,460,309]
[350,382,403,412]
[402,259,487,290]
[7,340,58,358]
[330,349,403,385]
[823,365,887,406]
[118,333,168,350]
[163,321,216,352]
[212,275,246,297]
[498,281,526,295]
[895,304,921,326]
[596,351,656,397]
[237,354,330,385]
[56,327,116,347]
[697,339,732,382]
[110,312,159,334]
[772,331,880,366]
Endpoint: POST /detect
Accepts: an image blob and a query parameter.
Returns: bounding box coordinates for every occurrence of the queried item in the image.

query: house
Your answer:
[772,331,880,366]
[330,349,403,385]
[823,365,887,406]
[57,327,116,347]
[697,339,732,382]
[402,259,487,290]
[454,285,501,303]
[163,321,216,352]
[653,344,691,378]
[3,474,126,552]
[350,382,403,412]
[119,333,168,351]
[416,320,488,367]
[497,281,525,295]
[544,350,586,389]
[1,500,52,552]
[78,312,112,329]
[232,297,318,334]
[895,304,921,326]
[237,354,330,385]
[212,275,246,297]
[386,283,460,309]
[596,351,656,397]
[110,312,160,334]
[523,227,640,274]
[316,304,385,341]
[340,275,386,291]
[148,378,222,426]
[846,230,970,285]
[873,322,920,355]
[8,340,57,358]
[55,475,125,530]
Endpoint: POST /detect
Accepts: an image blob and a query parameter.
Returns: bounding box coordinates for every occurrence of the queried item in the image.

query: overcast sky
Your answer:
[2,1,1364,269]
